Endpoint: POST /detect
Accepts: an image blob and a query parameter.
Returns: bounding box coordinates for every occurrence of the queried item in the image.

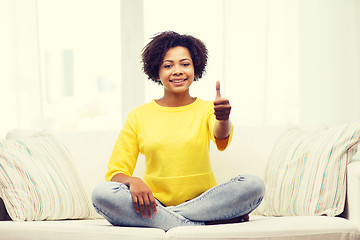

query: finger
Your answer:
[214,108,231,120]
[214,99,230,106]
[131,194,140,213]
[143,197,152,219]
[138,197,146,218]
[215,81,221,100]
[214,104,231,111]
[215,109,231,117]
[215,109,231,115]
[215,115,230,121]
[150,196,158,215]
[215,113,230,120]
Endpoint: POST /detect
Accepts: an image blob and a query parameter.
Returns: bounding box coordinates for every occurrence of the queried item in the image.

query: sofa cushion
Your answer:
[167,215,360,240]
[257,121,360,216]
[0,219,165,240]
[0,216,358,240]
[0,131,95,221]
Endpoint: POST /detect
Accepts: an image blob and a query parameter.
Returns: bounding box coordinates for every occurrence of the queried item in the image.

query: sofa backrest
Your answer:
[211,126,289,183]
[4,123,360,220]
[56,126,289,203]
[11,123,356,209]
[57,130,119,203]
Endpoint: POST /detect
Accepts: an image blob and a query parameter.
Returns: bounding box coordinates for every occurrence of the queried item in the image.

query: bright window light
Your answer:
[37,0,121,131]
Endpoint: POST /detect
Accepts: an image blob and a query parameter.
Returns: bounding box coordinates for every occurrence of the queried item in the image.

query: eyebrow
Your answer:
[163,58,191,63]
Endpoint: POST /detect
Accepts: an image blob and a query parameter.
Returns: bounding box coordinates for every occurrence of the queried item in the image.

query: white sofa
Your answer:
[0,124,360,240]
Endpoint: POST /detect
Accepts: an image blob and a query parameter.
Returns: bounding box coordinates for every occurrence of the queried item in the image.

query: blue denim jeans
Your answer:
[92,174,265,231]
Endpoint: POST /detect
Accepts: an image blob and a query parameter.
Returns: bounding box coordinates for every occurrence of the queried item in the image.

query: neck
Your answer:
[156,91,195,107]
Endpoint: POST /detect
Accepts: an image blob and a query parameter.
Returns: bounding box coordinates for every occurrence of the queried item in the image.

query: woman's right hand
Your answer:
[111,173,157,219]
[127,177,158,219]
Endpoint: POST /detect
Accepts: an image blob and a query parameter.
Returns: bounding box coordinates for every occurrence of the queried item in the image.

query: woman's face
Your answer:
[158,46,195,95]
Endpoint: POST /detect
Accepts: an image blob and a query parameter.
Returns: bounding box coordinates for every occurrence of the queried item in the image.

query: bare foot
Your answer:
[205,214,249,225]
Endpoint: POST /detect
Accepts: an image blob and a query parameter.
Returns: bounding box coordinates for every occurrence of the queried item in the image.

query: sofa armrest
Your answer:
[346,160,360,228]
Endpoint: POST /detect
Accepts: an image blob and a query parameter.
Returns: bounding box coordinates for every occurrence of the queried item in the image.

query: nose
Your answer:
[172,65,183,76]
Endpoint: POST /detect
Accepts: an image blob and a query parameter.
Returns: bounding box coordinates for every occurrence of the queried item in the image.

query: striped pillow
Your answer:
[0,132,95,221]
[257,121,360,216]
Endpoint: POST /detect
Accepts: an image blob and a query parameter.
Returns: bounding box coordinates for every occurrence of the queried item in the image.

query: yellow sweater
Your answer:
[106,98,233,206]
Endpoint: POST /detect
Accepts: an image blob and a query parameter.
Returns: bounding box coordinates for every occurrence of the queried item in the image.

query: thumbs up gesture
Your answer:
[214,81,231,121]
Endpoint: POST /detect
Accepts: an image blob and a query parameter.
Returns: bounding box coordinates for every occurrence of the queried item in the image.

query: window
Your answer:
[37,0,122,131]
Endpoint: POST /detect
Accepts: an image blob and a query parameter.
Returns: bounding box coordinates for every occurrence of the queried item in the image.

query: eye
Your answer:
[182,62,190,67]
[164,64,172,69]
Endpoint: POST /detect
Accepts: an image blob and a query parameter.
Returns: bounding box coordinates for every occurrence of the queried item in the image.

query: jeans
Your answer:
[91,174,265,231]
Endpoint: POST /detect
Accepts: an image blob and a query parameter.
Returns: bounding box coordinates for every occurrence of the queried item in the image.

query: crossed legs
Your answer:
[92,174,265,231]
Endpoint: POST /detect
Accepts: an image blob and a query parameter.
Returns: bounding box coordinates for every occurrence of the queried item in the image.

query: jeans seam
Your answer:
[219,195,264,220]
[93,204,118,225]
[161,206,202,225]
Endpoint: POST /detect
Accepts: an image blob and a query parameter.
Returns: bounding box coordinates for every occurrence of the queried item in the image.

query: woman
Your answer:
[92,31,265,231]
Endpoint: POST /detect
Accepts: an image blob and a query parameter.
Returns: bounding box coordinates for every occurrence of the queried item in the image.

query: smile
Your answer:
[169,79,187,83]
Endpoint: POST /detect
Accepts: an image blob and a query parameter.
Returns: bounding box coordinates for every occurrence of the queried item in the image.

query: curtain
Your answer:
[298,0,360,125]
[223,0,360,127]
[0,0,43,138]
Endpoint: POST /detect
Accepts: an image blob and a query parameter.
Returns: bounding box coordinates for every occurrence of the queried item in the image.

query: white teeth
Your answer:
[171,79,186,83]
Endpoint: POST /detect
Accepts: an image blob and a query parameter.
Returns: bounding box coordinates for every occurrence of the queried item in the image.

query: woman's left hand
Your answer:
[214,81,231,121]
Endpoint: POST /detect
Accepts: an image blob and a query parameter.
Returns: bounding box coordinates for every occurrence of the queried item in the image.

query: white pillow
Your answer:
[255,121,360,216]
[0,131,95,221]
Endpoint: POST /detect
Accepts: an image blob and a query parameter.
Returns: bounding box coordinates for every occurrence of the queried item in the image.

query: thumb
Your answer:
[215,81,222,99]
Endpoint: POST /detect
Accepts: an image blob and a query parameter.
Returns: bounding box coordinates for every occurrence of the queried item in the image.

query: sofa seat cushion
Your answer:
[0,216,358,240]
[167,215,360,240]
[0,219,165,240]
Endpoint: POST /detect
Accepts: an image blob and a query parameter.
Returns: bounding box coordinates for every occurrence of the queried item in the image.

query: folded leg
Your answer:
[167,174,265,222]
